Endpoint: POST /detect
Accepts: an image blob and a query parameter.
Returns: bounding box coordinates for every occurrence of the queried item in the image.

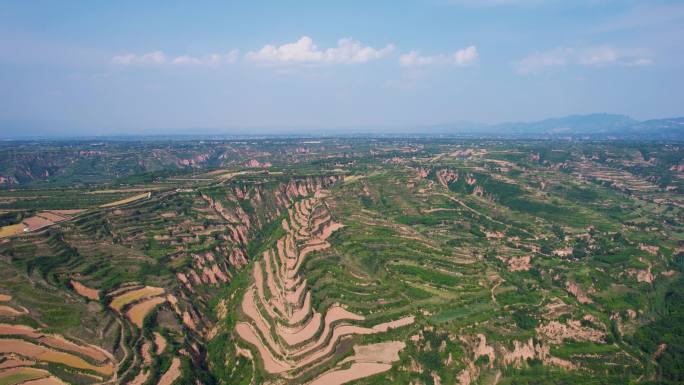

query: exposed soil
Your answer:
[157,357,181,385]
[71,280,100,300]
[235,195,414,381]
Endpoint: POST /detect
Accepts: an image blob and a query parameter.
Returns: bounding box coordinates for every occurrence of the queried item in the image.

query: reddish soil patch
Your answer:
[537,320,605,344]
[129,369,149,385]
[0,323,111,362]
[0,359,36,369]
[507,255,532,272]
[110,286,165,311]
[154,332,167,355]
[22,216,54,232]
[35,212,67,222]
[566,281,593,304]
[0,339,113,375]
[235,323,290,374]
[71,280,100,300]
[157,357,181,385]
[0,305,24,316]
[236,195,414,380]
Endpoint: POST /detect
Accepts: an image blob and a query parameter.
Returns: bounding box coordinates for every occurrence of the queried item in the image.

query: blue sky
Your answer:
[1,0,683,136]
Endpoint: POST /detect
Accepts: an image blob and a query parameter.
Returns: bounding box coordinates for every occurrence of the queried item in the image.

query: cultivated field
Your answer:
[0,139,681,385]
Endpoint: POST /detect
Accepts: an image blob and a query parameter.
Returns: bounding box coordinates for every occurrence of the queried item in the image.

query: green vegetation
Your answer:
[0,139,681,384]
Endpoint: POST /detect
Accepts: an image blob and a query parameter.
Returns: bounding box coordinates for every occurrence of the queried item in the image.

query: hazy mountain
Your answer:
[1,114,683,140]
[426,113,683,140]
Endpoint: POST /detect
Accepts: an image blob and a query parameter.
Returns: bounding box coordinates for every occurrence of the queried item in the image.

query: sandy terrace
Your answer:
[236,195,414,381]
[0,339,113,376]
[309,341,406,385]
[71,280,100,300]
[129,369,149,385]
[126,296,167,328]
[0,323,111,363]
[110,286,165,311]
[157,357,181,385]
[0,305,26,317]
[0,224,26,238]
[154,332,167,355]
[35,212,67,223]
[22,216,54,232]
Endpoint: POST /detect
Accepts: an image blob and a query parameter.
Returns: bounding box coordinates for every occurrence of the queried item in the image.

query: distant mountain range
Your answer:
[2,113,683,140]
[420,114,684,140]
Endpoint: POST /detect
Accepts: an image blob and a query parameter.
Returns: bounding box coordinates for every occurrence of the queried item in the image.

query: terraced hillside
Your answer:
[0,167,343,385]
[0,139,683,385]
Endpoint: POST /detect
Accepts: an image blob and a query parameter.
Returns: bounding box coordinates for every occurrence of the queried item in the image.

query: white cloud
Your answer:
[453,45,478,65]
[399,46,478,68]
[515,46,652,74]
[112,50,167,65]
[245,36,394,65]
[112,50,238,67]
[576,46,619,66]
[627,58,654,66]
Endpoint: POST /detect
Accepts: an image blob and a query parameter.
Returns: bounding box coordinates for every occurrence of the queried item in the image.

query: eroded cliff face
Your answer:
[175,176,344,343]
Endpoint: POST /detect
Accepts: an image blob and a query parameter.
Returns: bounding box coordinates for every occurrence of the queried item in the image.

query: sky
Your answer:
[0,0,683,136]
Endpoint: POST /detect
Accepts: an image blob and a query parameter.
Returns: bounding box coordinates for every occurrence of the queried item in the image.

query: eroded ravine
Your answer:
[235,191,414,384]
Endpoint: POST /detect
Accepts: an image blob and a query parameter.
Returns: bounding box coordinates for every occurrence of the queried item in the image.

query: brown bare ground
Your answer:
[347,341,406,363]
[537,320,605,344]
[235,323,290,374]
[22,216,54,232]
[40,335,111,363]
[236,195,414,380]
[110,286,165,311]
[0,359,36,369]
[154,332,167,355]
[129,370,150,385]
[35,212,67,222]
[71,280,100,300]
[507,255,532,272]
[566,281,593,304]
[0,294,11,301]
[0,323,112,363]
[277,312,322,346]
[0,339,113,376]
[157,357,181,385]
[0,305,24,316]
[141,341,153,365]
[0,224,25,238]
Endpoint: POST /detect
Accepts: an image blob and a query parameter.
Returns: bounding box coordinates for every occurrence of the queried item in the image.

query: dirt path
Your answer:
[491,281,502,304]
